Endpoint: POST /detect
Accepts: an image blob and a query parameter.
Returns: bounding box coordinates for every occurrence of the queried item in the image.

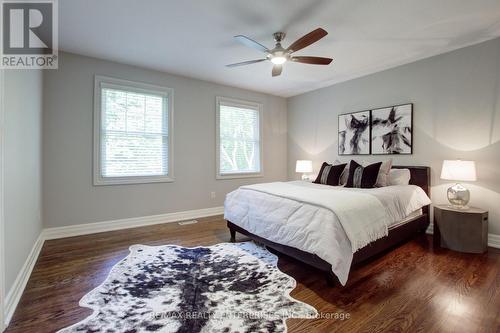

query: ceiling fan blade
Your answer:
[234,35,270,53]
[286,28,328,53]
[292,56,333,65]
[226,59,267,67]
[272,64,282,77]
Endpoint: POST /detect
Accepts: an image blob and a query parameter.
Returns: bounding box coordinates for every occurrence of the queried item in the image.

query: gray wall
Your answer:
[43,52,287,228]
[4,70,43,292]
[288,38,500,235]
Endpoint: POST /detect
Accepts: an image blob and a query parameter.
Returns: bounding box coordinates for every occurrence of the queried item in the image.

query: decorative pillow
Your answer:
[375,159,393,187]
[388,168,411,186]
[314,162,347,186]
[345,160,382,188]
[339,161,350,186]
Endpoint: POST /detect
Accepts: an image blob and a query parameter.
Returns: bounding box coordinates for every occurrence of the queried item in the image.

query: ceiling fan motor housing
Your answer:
[273,32,286,43]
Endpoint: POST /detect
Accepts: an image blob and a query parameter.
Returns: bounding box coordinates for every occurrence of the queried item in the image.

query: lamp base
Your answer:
[301,173,309,181]
[447,183,470,209]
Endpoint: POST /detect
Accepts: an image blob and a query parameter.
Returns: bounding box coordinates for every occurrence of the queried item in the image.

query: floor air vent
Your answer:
[178,220,198,225]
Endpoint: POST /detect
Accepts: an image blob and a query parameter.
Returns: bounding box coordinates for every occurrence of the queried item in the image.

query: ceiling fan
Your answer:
[226,28,333,77]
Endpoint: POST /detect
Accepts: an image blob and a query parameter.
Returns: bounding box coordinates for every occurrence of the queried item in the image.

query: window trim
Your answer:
[215,96,264,180]
[93,75,174,186]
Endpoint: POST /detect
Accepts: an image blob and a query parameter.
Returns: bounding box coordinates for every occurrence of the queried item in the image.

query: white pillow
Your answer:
[375,159,393,187]
[388,168,411,186]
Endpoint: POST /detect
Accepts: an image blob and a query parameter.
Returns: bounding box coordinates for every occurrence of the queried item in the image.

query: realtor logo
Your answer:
[1,0,58,68]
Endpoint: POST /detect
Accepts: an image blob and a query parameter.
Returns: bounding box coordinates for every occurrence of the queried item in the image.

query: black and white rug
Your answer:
[58,242,317,333]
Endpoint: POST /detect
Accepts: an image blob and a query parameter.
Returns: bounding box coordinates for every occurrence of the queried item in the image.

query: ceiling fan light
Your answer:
[271,56,287,65]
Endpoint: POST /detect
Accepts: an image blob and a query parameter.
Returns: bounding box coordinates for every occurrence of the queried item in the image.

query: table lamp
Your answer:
[440,160,476,209]
[296,160,313,180]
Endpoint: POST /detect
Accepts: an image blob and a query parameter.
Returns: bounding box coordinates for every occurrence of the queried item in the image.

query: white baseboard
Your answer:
[426,223,500,249]
[43,206,224,240]
[4,233,44,327]
[488,233,500,249]
[3,206,224,328]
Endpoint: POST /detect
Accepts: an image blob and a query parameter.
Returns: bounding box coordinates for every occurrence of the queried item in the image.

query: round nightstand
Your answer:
[433,205,488,253]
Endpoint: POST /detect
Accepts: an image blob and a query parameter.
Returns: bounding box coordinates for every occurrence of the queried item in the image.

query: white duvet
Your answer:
[224,181,431,285]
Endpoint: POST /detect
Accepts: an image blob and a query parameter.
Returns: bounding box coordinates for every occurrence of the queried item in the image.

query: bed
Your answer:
[225,166,431,286]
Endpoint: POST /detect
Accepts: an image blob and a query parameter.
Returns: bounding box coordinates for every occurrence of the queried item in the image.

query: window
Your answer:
[93,76,173,185]
[216,96,263,179]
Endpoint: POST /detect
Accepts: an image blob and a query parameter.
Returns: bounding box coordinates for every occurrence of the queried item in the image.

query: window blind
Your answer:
[218,103,260,174]
[101,87,168,178]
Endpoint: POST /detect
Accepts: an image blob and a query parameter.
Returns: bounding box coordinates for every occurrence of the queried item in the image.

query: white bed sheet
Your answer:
[224,181,431,285]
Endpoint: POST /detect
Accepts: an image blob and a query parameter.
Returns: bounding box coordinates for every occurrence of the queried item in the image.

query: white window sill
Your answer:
[94,175,174,186]
[216,173,263,180]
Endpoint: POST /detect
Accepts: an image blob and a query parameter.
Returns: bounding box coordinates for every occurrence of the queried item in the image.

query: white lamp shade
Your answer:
[440,160,477,181]
[296,160,313,173]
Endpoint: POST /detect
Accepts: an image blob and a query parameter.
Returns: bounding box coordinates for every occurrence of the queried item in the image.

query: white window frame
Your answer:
[216,96,263,180]
[93,75,174,185]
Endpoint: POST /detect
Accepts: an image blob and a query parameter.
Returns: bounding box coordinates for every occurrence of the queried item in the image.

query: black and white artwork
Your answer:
[371,103,413,154]
[338,110,370,155]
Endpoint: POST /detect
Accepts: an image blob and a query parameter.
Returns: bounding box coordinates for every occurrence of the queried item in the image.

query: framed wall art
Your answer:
[371,103,413,155]
[338,110,370,155]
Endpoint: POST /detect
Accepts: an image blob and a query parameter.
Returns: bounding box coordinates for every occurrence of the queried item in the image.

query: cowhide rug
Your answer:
[58,242,317,333]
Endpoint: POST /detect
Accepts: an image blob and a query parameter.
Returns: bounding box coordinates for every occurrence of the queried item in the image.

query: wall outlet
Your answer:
[210,191,216,199]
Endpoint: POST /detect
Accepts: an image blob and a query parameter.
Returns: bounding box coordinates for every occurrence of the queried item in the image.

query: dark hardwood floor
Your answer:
[5,215,500,333]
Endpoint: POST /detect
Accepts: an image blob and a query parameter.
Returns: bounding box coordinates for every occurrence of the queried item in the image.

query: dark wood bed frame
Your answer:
[227,166,431,286]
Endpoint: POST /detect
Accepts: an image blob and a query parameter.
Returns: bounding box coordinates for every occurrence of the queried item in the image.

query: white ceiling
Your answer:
[59,0,500,97]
